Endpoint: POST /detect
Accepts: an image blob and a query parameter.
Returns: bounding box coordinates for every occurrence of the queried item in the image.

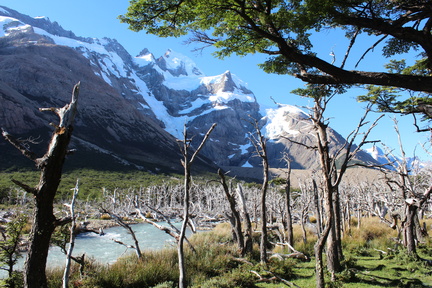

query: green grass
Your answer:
[44,218,432,288]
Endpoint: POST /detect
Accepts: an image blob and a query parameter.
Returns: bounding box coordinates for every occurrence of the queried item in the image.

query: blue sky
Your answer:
[2,0,430,161]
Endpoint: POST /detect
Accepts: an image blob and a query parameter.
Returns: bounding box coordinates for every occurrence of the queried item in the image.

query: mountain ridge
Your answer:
[0,5,381,173]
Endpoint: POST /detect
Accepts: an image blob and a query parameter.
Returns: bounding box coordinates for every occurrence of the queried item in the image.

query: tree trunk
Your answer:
[236,184,253,255]
[326,187,343,274]
[284,162,293,247]
[218,170,245,255]
[403,204,418,257]
[178,123,216,288]
[315,212,332,288]
[21,83,80,288]
[178,164,190,288]
[63,180,80,288]
[312,179,322,235]
[260,157,269,264]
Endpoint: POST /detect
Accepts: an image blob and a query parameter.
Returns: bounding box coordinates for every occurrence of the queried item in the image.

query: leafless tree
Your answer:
[2,82,80,288]
[177,123,216,288]
[62,179,80,288]
[378,119,432,257]
[248,118,270,264]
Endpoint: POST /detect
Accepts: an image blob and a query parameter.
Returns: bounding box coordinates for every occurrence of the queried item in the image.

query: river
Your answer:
[5,222,184,277]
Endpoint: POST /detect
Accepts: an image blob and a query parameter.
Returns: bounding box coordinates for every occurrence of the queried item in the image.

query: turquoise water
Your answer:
[5,222,185,276]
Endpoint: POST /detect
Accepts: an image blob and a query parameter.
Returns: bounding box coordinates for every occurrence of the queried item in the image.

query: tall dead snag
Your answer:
[217,169,246,256]
[248,118,269,264]
[236,184,253,255]
[178,123,216,288]
[287,85,381,287]
[63,179,80,288]
[281,154,294,248]
[2,82,79,288]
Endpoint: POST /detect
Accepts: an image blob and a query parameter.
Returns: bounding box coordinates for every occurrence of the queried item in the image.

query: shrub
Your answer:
[100,213,111,220]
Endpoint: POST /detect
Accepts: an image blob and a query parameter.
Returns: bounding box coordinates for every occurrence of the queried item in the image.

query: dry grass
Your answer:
[223,166,384,188]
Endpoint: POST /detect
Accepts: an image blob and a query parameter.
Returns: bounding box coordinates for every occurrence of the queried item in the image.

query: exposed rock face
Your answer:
[0,5,379,172]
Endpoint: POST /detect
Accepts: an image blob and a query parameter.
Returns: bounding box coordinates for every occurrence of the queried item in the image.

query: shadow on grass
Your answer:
[347,267,427,288]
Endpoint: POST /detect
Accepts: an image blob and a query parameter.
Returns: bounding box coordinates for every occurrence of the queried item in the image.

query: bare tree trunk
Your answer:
[312,179,322,235]
[260,156,269,264]
[178,124,216,288]
[315,217,332,288]
[218,170,245,255]
[283,158,294,247]
[403,204,418,256]
[248,119,270,264]
[63,179,80,288]
[327,187,343,275]
[2,83,80,288]
[236,184,253,254]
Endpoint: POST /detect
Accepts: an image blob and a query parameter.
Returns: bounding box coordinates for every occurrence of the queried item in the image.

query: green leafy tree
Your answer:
[0,214,28,288]
[120,0,431,119]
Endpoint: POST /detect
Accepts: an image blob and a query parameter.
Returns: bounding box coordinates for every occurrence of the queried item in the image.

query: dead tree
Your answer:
[380,119,432,257]
[217,169,247,255]
[177,123,216,288]
[2,82,80,288]
[248,118,270,264]
[62,179,80,288]
[236,184,253,255]
[281,154,294,248]
[287,86,382,287]
[100,208,142,260]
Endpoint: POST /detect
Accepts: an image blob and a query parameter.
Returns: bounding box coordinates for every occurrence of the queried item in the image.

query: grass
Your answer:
[44,218,432,288]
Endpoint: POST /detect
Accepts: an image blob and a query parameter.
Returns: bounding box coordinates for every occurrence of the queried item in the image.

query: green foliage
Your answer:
[0,214,28,287]
[358,58,432,122]
[0,169,183,202]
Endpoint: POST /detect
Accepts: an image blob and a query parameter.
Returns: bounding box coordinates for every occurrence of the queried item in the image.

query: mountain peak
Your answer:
[155,49,203,77]
[263,104,311,140]
[0,5,79,39]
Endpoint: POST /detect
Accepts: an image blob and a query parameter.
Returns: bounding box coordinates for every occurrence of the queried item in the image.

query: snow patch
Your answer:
[242,160,253,168]
[163,49,203,76]
[238,143,251,155]
[34,16,49,21]
[0,16,25,37]
[263,104,310,139]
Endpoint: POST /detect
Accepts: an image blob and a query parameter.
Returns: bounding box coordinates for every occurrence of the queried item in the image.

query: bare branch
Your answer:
[355,35,388,68]
[1,128,37,161]
[341,28,360,69]
[189,123,217,165]
[11,179,37,195]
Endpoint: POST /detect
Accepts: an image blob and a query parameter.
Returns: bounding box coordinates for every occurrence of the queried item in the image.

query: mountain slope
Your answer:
[0,6,379,173]
[0,6,215,173]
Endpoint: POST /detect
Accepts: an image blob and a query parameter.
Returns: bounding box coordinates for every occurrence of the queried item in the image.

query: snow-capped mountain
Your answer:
[365,145,430,172]
[0,6,378,172]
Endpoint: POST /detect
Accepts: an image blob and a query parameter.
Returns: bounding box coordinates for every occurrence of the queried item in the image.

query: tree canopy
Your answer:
[120,0,432,121]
